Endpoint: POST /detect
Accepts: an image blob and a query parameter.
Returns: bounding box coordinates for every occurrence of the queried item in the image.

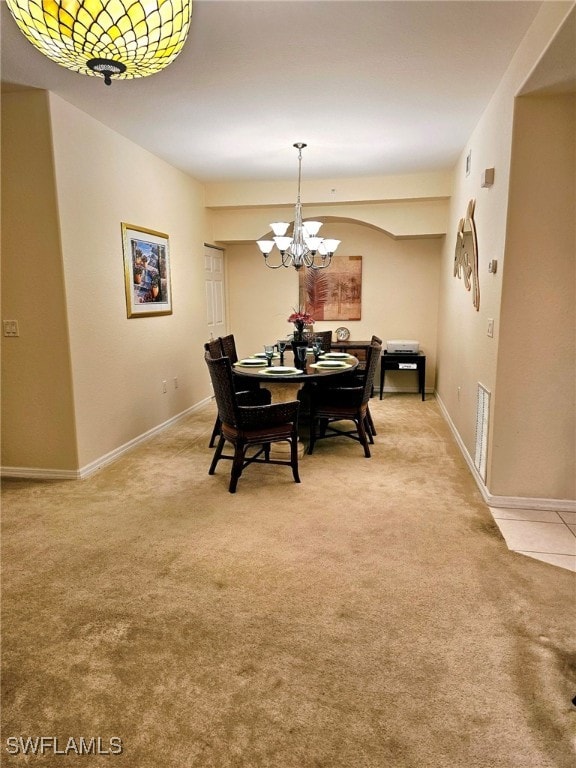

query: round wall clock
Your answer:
[336,327,350,341]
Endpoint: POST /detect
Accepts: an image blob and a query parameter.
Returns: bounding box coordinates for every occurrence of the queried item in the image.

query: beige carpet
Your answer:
[2,395,575,767]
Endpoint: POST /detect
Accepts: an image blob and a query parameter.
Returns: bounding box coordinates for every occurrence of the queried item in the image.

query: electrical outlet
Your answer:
[162,380,167,393]
[487,319,494,338]
[173,377,178,389]
[3,320,19,337]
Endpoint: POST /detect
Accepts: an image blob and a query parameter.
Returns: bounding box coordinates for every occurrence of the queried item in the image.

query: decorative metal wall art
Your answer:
[454,199,480,310]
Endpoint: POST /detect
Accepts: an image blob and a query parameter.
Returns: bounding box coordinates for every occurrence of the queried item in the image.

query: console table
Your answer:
[380,351,426,401]
[330,340,372,362]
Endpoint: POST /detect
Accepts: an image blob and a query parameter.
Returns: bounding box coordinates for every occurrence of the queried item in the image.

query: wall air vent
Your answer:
[474,383,491,482]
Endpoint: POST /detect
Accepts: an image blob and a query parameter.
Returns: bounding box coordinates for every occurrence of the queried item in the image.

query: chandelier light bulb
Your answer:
[273,236,293,253]
[304,236,322,253]
[270,222,290,236]
[303,221,322,237]
[256,240,275,255]
[322,239,341,255]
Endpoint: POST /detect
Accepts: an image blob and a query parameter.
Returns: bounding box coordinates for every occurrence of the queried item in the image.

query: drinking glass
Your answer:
[312,336,323,361]
[264,344,275,367]
[296,344,308,370]
[277,339,288,364]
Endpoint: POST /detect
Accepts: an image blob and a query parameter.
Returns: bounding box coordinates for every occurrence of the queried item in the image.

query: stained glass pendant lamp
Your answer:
[5,0,193,86]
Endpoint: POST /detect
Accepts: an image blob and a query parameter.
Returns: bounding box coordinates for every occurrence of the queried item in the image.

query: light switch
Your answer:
[3,320,19,337]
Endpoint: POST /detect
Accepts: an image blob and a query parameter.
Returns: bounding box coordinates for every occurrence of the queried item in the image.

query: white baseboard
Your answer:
[1,397,213,481]
[435,392,576,513]
[0,466,81,481]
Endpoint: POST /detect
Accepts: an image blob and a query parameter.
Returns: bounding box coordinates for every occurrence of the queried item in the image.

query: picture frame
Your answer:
[122,223,172,317]
[299,255,362,321]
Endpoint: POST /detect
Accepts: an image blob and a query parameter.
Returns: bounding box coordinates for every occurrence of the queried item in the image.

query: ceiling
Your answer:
[0,0,554,182]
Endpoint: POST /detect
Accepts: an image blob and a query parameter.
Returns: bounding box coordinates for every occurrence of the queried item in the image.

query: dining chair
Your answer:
[205,337,223,359]
[355,334,382,375]
[204,338,264,448]
[317,334,380,437]
[363,335,382,427]
[315,330,333,353]
[308,339,382,458]
[204,352,301,493]
[219,333,238,364]
[343,337,380,437]
[219,332,261,390]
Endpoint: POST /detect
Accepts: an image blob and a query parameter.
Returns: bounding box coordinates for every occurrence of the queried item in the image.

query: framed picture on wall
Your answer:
[299,255,362,321]
[122,223,173,317]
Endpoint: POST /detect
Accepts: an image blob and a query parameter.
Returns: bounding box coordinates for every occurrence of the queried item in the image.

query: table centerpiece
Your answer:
[288,308,314,368]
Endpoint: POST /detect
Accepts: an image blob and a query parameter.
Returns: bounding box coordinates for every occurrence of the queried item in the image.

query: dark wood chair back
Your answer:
[204,338,223,359]
[315,330,333,352]
[219,334,239,365]
[204,352,301,493]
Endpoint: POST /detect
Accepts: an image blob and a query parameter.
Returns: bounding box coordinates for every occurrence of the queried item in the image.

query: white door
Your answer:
[204,245,226,340]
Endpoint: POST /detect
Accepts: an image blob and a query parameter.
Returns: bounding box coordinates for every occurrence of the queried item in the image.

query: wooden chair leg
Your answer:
[366,406,377,437]
[308,417,317,454]
[209,415,221,448]
[364,415,375,444]
[357,417,371,458]
[229,441,246,493]
[209,434,226,475]
[290,431,301,483]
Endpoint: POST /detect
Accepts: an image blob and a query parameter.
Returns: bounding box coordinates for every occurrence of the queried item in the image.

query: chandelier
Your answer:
[5,0,192,86]
[257,143,340,270]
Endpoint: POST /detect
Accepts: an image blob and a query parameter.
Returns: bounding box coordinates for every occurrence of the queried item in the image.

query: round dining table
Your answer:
[232,351,359,457]
[233,351,359,402]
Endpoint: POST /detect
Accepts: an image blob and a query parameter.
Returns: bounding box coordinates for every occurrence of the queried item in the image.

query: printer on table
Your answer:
[386,340,420,354]
[381,340,426,400]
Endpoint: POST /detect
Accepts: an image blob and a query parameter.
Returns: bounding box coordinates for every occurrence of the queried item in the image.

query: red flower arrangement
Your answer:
[287,309,314,325]
[288,308,314,341]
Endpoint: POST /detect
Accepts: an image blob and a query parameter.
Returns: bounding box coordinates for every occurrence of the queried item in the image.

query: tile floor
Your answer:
[489,507,576,572]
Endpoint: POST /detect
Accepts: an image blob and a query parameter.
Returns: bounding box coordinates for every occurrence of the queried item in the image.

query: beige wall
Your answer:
[1,91,78,471]
[2,92,214,474]
[224,221,442,393]
[210,199,448,243]
[49,94,212,470]
[436,2,575,503]
[205,170,452,208]
[491,92,575,499]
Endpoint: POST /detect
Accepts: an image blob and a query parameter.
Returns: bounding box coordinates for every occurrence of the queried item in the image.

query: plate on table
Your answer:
[236,358,267,367]
[253,352,280,359]
[310,360,351,370]
[263,366,299,375]
[323,352,352,359]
